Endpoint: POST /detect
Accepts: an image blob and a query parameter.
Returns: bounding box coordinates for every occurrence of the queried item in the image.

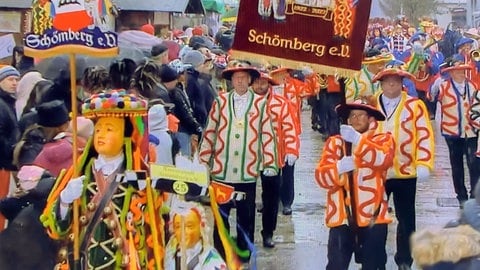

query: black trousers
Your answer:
[280,164,295,208]
[213,182,256,262]
[385,178,417,267]
[308,94,323,130]
[260,172,280,238]
[417,90,436,119]
[326,224,388,270]
[325,92,341,136]
[444,137,480,202]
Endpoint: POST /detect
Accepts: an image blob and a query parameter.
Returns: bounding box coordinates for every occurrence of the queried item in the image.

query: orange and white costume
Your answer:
[431,78,478,138]
[315,129,395,227]
[266,90,300,167]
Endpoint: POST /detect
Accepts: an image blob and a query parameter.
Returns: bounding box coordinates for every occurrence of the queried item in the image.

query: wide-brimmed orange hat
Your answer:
[269,67,293,76]
[441,54,472,73]
[372,67,415,83]
[258,72,279,85]
[336,98,386,121]
[222,66,260,81]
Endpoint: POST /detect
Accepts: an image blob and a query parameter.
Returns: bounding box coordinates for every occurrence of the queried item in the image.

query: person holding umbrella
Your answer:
[315,98,395,270]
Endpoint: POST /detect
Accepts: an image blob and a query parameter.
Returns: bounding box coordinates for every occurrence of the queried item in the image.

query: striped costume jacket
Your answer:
[199,89,278,183]
[430,78,478,138]
[266,90,300,167]
[315,129,395,227]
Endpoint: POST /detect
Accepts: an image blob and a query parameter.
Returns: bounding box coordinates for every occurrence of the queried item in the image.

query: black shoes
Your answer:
[398,264,411,270]
[263,236,275,248]
[282,206,292,215]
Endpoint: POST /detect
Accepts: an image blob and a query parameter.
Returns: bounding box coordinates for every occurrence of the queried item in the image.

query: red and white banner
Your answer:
[231,0,373,75]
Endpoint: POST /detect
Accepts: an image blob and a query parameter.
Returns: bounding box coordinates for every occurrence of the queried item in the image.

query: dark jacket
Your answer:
[169,86,203,135]
[152,83,171,103]
[0,90,20,170]
[185,69,216,128]
[198,72,217,114]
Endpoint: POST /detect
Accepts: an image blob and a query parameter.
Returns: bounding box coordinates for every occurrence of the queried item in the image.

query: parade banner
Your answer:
[24,0,118,58]
[23,2,119,268]
[231,0,373,75]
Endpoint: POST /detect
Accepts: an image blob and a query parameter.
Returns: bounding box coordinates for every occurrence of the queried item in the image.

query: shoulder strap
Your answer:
[80,174,121,251]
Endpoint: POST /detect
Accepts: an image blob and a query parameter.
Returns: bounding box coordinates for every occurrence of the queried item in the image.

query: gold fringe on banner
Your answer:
[231,50,360,78]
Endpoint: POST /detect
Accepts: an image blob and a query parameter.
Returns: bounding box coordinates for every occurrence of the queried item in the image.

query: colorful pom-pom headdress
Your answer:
[81,89,148,118]
[81,89,149,170]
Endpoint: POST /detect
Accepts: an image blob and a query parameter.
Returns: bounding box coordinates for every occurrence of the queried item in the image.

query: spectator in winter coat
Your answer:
[132,60,171,103]
[148,104,174,165]
[182,50,216,128]
[32,100,78,177]
[160,64,203,157]
[0,65,20,230]
[15,71,45,120]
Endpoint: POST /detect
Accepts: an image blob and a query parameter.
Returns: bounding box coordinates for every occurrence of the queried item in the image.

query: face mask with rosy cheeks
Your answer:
[93,117,125,158]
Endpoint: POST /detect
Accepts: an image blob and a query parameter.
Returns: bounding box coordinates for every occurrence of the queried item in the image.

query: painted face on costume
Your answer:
[173,210,202,249]
[94,117,125,157]
[347,109,374,133]
[252,78,269,95]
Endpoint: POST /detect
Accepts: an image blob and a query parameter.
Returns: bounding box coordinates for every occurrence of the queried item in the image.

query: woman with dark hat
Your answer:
[316,98,395,270]
[32,100,77,177]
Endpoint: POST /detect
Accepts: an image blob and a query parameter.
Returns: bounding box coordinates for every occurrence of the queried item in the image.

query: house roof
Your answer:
[116,0,205,13]
[0,0,32,8]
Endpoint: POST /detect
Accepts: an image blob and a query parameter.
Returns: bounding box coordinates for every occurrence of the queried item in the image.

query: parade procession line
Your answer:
[251,110,460,270]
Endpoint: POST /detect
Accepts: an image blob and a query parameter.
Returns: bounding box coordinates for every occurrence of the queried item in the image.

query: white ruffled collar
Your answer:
[94,152,124,176]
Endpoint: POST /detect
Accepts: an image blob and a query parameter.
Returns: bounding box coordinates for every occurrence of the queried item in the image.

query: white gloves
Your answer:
[285,154,298,166]
[416,166,431,182]
[340,125,361,144]
[337,156,355,174]
[263,168,277,177]
[60,176,85,204]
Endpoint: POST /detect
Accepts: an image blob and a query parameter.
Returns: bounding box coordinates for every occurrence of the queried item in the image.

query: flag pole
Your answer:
[69,53,81,270]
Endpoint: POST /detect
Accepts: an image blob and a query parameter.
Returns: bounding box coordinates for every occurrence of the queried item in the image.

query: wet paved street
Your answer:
[253,110,462,270]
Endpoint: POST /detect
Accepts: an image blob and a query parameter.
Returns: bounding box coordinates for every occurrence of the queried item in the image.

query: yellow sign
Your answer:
[150,164,209,187]
[172,181,189,195]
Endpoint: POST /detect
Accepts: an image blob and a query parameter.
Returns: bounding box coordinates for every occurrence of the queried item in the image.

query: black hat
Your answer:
[335,98,386,121]
[151,44,169,57]
[159,64,179,83]
[222,61,260,82]
[36,100,69,127]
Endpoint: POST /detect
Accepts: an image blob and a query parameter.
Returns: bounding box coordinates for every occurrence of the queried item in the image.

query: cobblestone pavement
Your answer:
[252,110,462,270]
